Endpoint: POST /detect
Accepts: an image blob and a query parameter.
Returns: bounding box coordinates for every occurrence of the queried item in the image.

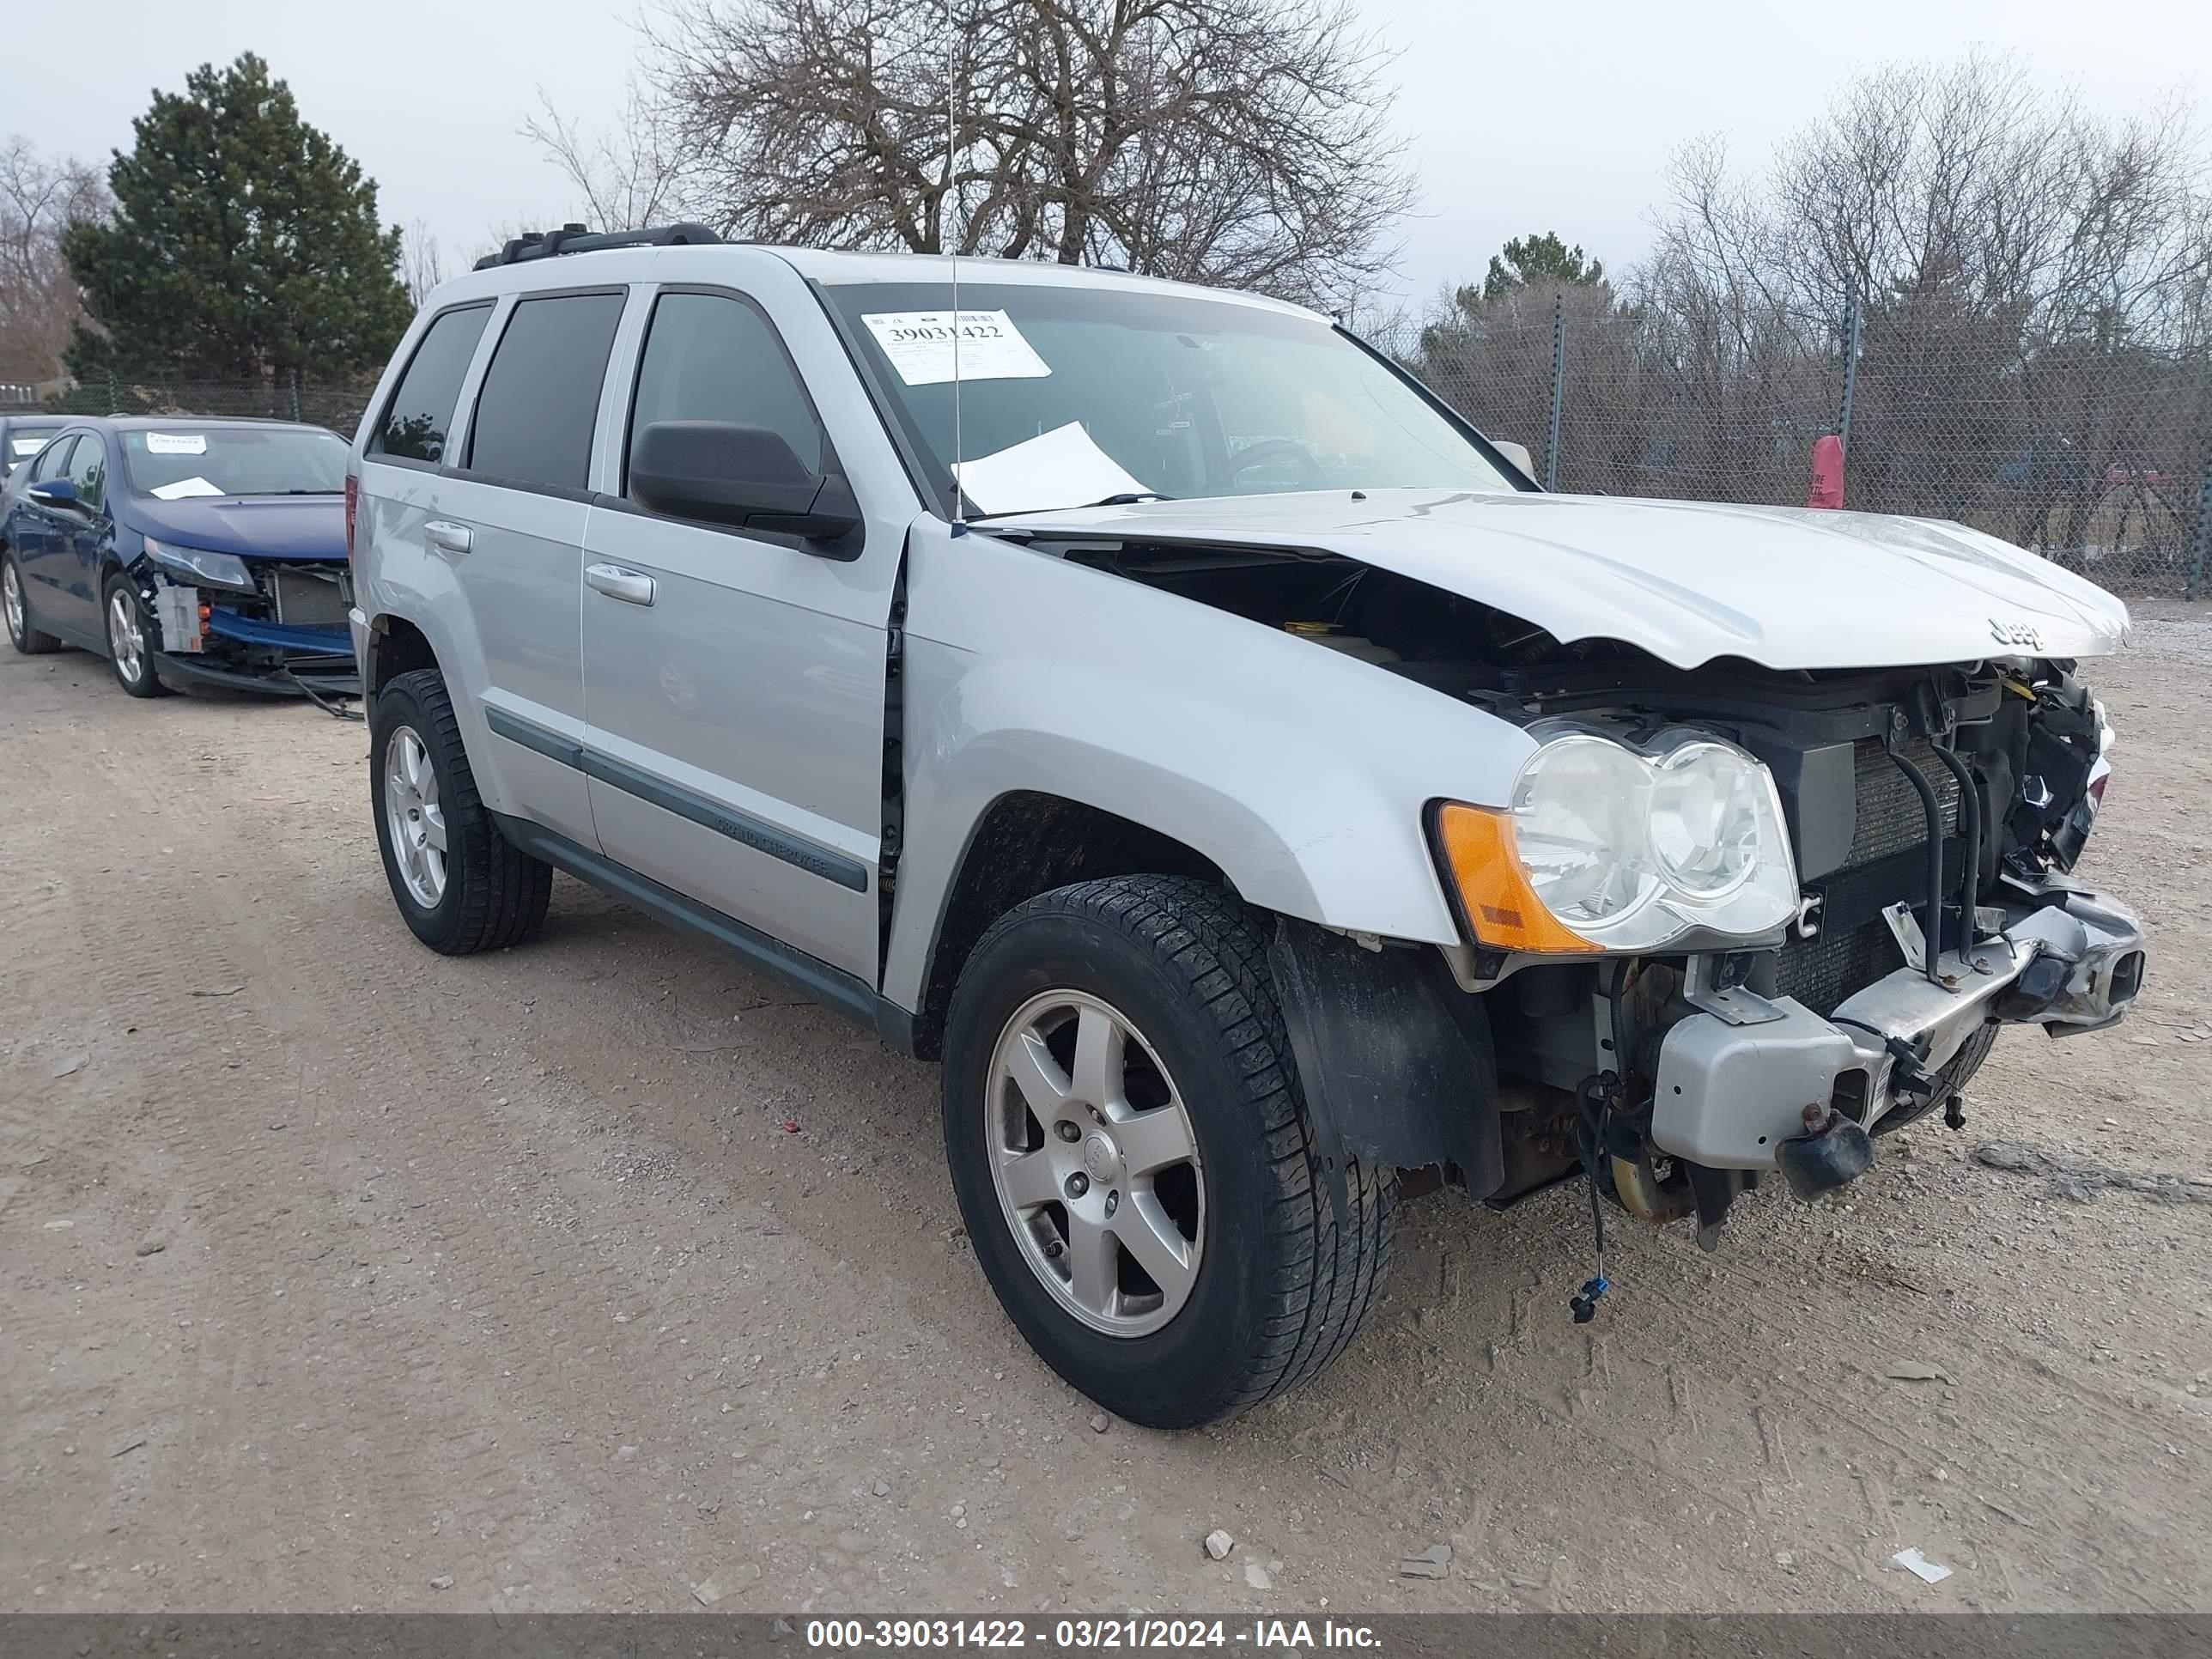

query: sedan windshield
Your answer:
[5,428,66,475]
[120,425,349,500]
[823,281,1516,516]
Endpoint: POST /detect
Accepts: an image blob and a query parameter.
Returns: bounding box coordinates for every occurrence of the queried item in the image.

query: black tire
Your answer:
[369,667,551,955]
[3,551,61,654]
[941,875,1396,1429]
[101,571,169,697]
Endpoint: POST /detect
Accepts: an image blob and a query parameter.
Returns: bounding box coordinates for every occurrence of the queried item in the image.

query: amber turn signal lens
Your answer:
[1433,802,1598,955]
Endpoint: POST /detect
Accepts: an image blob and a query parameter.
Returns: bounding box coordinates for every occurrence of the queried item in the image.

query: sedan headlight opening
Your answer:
[143,536,255,592]
[1433,727,1799,955]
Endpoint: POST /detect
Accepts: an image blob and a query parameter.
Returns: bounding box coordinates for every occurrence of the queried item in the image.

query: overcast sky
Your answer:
[9,0,2212,312]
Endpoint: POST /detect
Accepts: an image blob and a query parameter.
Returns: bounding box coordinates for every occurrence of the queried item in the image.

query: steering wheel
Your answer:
[1215,438,1321,489]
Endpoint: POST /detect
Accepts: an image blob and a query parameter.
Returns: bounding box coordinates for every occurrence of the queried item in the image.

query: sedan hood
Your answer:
[131,494,346,562]
[988,489,2131,671]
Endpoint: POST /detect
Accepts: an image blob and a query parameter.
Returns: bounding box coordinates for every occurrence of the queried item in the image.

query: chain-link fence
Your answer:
[20,327,2212,600]
[23,368,378,441]
[1410,288,2212,601]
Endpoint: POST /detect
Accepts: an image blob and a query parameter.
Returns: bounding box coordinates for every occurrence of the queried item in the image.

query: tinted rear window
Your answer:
[371,304,492,463]
[465,292,626,491]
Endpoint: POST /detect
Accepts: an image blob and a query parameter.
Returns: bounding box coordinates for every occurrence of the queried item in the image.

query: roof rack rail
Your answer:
[473,222,724,270]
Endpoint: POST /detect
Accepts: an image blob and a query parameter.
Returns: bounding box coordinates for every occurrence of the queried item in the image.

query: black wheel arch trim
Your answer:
[1267,915,1504,1213]
[479,704,870,893]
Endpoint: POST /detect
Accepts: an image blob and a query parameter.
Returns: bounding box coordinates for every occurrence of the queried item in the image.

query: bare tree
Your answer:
[522,81,694,234]
[1400,52,2212,587]
[579,0,1411,309]
[0,137,110,382]
[400,217,447,309]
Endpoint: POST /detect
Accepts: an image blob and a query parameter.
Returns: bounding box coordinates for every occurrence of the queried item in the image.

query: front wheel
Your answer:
[102,572,168,696]
[941,876,1396,1429]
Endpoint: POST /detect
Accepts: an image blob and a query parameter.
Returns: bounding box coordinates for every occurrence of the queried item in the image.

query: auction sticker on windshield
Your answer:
[146,433,209,455]
[860,310,1051,386]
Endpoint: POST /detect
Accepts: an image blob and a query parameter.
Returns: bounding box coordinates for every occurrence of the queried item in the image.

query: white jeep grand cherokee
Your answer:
[347,224,2144,1428]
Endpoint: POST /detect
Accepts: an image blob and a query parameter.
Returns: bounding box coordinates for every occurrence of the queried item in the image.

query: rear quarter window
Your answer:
[370,304,493,464]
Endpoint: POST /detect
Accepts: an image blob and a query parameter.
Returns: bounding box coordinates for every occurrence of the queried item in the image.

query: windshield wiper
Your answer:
[966,490,1176,524]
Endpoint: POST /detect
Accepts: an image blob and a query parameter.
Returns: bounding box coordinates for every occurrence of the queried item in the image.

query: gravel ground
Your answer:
[3,605,2209,1614]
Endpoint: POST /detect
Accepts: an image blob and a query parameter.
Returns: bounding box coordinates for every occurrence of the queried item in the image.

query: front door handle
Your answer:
[424,520,473,556]
[585,562,656,606]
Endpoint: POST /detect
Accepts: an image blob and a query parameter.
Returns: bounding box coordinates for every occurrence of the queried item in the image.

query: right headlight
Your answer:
[1434,726,1799,954]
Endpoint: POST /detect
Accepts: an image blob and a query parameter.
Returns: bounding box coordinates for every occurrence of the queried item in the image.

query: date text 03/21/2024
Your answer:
[803,1619,1383,1651]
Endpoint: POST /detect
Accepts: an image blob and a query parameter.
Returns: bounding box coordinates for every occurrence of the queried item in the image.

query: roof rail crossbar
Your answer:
[473,222,724,270]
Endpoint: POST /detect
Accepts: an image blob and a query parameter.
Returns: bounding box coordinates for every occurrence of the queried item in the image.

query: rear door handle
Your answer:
[585,562,656,606]
[424,520,472,556]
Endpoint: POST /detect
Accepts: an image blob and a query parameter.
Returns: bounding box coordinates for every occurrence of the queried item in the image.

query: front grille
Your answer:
[271,566,349,628]
[1776,737,1960,1017]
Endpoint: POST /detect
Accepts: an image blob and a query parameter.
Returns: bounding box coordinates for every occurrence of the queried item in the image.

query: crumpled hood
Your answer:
[130,494,346,562]
[988,489,2132,671]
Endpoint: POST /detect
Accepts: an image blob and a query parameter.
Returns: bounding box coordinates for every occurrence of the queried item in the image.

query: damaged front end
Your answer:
[1472,659,2143,1249]
[128,538,361,698]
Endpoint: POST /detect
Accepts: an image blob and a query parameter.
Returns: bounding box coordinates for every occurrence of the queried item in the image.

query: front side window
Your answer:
[66,432,107,510]
[121,425,349,500]
[465,292,626,491]
[29,434,76,484]
[625,291,825,497]
[371,303,492,464]
[823,281,1516,518]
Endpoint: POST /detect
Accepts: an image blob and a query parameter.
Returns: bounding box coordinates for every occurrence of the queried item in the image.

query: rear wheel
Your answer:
[369,667,551,955]
[941,875,1396,1429]
[102,573,168,696]
[3,552,61,654]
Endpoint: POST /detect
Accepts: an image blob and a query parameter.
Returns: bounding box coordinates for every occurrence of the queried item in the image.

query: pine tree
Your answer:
[62,53,410,382]
[1473,234,1607,307]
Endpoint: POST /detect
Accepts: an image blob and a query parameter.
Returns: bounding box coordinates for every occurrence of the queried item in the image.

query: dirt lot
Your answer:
[4,606,2210,1615]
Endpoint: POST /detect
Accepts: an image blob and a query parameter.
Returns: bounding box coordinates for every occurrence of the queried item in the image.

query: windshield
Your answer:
[823,282,1516,516]
[5,428,65,475]
[119,425,348,500]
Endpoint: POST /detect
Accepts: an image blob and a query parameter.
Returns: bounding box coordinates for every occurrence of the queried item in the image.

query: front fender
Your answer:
[881,520,1534,1010]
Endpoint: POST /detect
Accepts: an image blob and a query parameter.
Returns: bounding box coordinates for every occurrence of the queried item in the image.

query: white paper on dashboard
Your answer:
[952,422,1152,515]
[860,309,1052,386]
[146,432,209,454]
[150,476,225,500]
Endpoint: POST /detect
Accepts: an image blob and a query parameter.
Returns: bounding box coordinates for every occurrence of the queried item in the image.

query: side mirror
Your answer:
[1490,440,1537,482]
[629,421,862,549]
[27,478,77,507]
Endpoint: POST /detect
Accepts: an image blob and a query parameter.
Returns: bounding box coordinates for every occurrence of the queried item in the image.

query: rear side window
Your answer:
[465,292,626,491]
[371,304,491,464]
[625,291,824,493]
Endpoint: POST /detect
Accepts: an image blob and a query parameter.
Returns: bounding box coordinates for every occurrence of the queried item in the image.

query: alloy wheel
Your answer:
[382,725,449,908]
[3,561,22,645]
[985,990,1206,1337]
[106,586,145,684]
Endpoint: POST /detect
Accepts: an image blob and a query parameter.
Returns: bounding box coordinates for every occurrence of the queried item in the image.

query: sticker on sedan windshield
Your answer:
[149,477,224,500]
[860,309,1051,386]
[145,432,209,454]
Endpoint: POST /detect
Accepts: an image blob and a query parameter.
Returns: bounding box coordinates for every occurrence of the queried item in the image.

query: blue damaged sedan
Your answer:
[1,416,358,700]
